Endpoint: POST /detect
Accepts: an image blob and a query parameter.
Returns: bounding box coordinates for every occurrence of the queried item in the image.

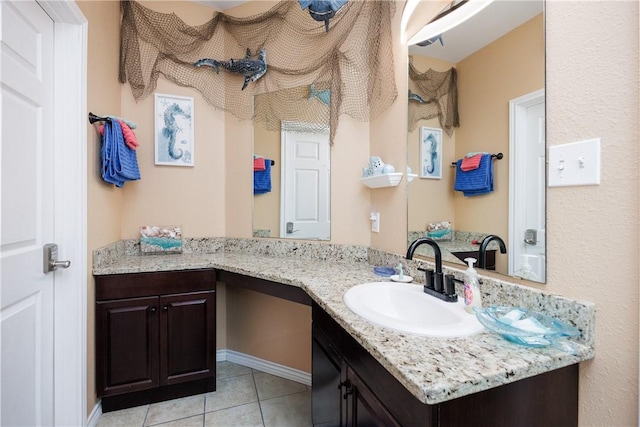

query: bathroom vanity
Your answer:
[94,269,216,411]
[312,300,577,426]
[93,238,594,420]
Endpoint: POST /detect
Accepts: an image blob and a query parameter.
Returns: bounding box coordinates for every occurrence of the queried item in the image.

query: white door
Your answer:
[509,90,545,282]
[280,122,330,240]
[1,1,56,425]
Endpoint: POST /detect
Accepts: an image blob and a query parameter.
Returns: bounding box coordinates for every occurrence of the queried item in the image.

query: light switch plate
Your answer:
[548,138,601,187]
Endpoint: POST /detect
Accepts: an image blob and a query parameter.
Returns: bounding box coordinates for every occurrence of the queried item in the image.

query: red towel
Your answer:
[254,157,266,171]
[98,122,139,151]
[118,120,139,150]
[461,154,482,171]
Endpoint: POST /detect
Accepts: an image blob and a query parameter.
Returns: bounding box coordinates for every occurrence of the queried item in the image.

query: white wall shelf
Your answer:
[361,172,404,188]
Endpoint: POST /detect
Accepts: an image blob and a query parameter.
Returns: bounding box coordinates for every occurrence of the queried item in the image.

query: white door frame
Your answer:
[508,89,545,278]
[35,1,88,425]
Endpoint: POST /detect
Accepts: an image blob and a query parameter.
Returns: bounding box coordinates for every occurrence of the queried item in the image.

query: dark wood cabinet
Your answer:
[312,321,400,426]
[95,269,216,412]
[312,301,579,427]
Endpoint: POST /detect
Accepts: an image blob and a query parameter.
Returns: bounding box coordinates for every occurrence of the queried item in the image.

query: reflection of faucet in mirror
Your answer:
[407,237,457,302]
[478,235,507,270]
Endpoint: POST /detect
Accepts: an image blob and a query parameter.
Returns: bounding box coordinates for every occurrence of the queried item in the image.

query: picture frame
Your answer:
[420,126,443,179]
[154,93,194,166]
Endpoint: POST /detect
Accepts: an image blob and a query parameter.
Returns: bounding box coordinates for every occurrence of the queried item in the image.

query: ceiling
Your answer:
[192,1,542,64]
[409,1,543,63]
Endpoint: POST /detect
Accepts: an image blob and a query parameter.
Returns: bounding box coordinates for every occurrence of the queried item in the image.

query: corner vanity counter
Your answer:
[93,238,595,425]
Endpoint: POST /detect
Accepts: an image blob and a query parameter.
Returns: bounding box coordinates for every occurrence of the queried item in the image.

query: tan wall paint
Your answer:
[81,1,640,424]
[545,2,639,425]
[408,56,456,233]
[225,286,311,372]
[370,1,409,253]
[253,126,281,237]
[78,0,123,415]
[454,14,544,249]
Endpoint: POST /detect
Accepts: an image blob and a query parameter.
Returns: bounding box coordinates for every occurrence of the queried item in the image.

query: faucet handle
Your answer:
[444,274,457,297]
[418,267,435,289]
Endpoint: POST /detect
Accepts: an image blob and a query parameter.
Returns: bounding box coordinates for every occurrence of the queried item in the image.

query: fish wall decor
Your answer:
[299,0,348,32]
[195,48,267,90]
[309,84,331,106]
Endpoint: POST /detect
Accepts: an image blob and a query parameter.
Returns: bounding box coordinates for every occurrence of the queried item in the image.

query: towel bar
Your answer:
[451,152,503,166]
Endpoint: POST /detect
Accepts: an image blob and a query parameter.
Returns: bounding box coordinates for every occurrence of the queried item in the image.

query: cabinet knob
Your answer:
[150,307,157,313]
[163,305,169,312]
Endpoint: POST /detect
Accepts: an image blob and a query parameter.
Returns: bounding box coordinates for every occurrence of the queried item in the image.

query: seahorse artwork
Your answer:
[162,102,191,160]
[423,132,438,175]
[194,48,267,90]
[298,0,349,32]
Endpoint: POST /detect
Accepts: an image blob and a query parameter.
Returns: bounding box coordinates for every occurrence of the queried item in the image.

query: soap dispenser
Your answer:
[516,254,539,281]
[463,257,482,314]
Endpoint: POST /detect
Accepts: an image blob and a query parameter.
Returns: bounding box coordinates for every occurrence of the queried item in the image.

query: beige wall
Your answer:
[252,125,281,237]
[545,2,639,425]
[408,56,456,233]
[78,0,123,415]
[81,1,639,425]
[455,14,544,241]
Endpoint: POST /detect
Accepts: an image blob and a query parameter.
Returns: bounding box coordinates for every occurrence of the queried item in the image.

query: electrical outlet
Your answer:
[371,212,380,233]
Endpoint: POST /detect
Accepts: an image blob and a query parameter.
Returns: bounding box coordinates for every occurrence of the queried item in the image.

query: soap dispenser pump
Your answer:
[463,257,481,314]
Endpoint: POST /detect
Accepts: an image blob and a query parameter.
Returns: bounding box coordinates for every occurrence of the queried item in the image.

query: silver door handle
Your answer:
[524,229,537,245]
[43,243,71,273]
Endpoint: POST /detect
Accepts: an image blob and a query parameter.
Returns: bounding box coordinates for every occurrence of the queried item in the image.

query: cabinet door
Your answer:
[96,297,159,397]
[347,367,401,427]
[160,291,216,385]
[312,329,347,427]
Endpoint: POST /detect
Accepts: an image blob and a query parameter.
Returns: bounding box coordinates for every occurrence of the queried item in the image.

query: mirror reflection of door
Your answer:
[509,90,545,281]
[280,121,330,240]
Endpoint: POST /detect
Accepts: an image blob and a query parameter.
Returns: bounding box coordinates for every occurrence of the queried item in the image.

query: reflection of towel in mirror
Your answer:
[254,160,271,194]
[253,157,266,171]
[460,153,482,171]
[454,154,493,196]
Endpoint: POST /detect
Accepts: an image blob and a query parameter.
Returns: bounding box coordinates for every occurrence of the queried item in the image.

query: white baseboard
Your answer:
[218,349,311,386]
[86,401,102,427]
[88,348,311,424]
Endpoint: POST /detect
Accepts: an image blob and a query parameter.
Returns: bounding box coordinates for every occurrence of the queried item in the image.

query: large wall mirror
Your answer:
[252,87,331,241]
[407,0,546,282]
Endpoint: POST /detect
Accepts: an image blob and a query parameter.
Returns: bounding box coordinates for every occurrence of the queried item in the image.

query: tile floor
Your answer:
[97,361,312,427]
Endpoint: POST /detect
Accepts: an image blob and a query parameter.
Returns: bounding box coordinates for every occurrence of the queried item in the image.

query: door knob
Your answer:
[43,243,71,273]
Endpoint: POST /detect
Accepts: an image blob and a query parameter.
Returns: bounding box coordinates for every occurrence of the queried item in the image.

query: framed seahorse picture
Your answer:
[154,93,195,167]
[420,126,442,179]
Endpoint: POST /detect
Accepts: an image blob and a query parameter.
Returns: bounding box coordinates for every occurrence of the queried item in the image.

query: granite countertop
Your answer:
[93,238,595,405]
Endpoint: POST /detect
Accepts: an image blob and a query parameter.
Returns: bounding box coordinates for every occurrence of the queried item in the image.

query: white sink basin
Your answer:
[343,282,484,337]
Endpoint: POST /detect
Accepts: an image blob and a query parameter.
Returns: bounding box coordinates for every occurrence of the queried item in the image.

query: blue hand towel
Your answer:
[454,153,493,196]
[254,159,271,194]
[101,119,141,188]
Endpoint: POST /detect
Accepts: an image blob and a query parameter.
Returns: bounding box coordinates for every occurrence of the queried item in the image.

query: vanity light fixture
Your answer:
[408,0,494,46]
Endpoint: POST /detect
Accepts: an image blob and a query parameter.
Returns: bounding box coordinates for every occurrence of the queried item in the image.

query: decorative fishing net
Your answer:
[407,55,458,136]
[119,0,397,143]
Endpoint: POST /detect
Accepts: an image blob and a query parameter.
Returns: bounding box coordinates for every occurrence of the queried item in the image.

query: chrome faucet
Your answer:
[478,235,507,269]
[406,238,457,302]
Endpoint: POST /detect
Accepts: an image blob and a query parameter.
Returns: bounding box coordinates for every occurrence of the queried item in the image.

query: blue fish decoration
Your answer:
[309,84,330,106]
[299,0,348,32]
[195,48,267,90]
[417,34,444,47]
[408,90,426,104]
